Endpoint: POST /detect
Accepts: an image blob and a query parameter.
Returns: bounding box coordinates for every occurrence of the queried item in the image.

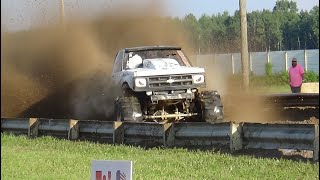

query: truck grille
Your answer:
[148,75,193,88]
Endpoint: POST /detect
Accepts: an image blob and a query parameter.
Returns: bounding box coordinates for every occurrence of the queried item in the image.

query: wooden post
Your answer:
[113,122,124,144]
[164,123,174,147]
[28,118,39,138]
[231,54,235,74]
[314,125,319,162]
[230,122,243,152]
[285,51,288,71]
[239,0,249,90]
[68,119,79,140]
[304,49,308,72]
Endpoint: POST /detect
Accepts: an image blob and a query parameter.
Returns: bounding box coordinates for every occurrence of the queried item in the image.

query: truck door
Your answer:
[112,50,125,86]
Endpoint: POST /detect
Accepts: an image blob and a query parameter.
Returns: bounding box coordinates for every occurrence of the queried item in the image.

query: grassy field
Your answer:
[1,133,319,180]
[252,85,291,93]
[259,85,291,93]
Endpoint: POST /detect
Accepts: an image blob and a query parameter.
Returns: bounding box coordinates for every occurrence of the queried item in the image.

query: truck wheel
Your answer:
[200,91,224,123]
[115,96,143,122]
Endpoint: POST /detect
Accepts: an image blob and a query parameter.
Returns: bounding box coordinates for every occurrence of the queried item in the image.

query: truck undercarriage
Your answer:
[115,88,223,123]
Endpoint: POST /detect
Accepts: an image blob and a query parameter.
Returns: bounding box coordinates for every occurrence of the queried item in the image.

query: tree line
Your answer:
[173,0,319,54]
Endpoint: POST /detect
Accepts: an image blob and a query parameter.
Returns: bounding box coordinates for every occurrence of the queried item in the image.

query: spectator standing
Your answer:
[288,58,304,93]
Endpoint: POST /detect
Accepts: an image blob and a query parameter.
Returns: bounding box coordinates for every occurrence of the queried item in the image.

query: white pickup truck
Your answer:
[112,46,223,123]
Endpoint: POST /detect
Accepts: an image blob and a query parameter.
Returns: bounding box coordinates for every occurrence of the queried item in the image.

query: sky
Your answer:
[1,0,319,31]
[165,0,319,18]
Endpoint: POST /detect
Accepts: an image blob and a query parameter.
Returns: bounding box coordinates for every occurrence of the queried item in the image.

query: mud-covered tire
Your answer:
[115,96,143,122]
[200,91,224,123]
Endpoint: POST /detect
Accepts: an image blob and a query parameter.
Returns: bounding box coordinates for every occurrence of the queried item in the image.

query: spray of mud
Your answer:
[1,2,193,120]
[203,67,282,123]
[222,79,284,123]
[1,1,288,122]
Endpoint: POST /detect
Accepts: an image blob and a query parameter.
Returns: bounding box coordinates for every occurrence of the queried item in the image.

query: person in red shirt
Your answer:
[288,58,304,93]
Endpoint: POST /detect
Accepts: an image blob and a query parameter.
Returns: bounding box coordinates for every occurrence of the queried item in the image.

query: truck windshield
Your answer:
[123,49,192,69]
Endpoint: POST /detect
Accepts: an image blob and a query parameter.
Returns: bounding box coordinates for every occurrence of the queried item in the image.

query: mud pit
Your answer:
[1,3,318,163]
[1,2,318,125]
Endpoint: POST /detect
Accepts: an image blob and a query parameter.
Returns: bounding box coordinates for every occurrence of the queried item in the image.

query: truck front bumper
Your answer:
[150,92,195,102]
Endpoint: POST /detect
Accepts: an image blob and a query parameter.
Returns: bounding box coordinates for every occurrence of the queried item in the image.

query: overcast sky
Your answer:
[1,0,319,31]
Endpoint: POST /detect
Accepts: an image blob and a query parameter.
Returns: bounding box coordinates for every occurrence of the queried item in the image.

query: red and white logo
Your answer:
[91,160,132,180]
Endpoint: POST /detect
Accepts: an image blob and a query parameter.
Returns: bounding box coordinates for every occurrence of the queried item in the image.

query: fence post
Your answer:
[285,51,288,71]
[304,49,308,72]
[113,122,124,144]
[195,55,199,67]
[164,123,174,147]
[267,51,270,64]
[230,122,243,152]
[28,118,39,138]
[68,119,79,140]
[231,54,235,74]
[249,52,253,72]
[314,124,319,162]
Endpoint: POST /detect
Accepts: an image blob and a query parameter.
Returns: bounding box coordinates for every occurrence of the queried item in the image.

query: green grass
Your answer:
[1,134,319,180]
[253,85,291,94]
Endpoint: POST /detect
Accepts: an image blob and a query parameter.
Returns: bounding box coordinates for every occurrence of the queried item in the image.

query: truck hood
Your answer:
[131,66,205,77]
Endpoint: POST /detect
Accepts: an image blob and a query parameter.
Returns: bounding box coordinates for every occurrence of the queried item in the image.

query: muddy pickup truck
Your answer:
[111,46,223,123]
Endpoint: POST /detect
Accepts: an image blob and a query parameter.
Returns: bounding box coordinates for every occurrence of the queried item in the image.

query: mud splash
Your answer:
[1,2,293,123]
[1,3,192,120]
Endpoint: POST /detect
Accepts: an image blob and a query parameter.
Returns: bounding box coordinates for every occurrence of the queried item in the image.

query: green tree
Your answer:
[198,14,215,53]
[178,0,318,53]
[298,10,313,49]
[182,14,201,53]
[224,10,241,53]
[309,6,319,48]
[261,9,282,51]
[273,0,300,50]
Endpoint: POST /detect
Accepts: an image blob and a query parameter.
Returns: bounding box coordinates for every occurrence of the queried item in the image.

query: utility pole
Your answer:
[60,0,65,25]
[239,0,249,90]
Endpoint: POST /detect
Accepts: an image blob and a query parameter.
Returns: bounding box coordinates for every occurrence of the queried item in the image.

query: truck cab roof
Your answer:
[124,46,182,53]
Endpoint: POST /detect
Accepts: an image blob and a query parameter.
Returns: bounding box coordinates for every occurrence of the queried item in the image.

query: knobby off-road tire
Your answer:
[115,96,143,122]
[200,90,224,123]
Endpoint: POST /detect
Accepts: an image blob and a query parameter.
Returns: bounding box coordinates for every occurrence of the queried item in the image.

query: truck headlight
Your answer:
[193,74,205,84]
[135,78,147,87]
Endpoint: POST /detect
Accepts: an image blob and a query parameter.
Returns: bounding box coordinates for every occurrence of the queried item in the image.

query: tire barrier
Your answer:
[1,118,318,161]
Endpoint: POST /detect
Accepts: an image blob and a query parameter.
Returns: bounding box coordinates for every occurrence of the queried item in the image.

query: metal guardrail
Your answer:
[170,122,230,147]
[1,118,319,161]
[242,123,315,150]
